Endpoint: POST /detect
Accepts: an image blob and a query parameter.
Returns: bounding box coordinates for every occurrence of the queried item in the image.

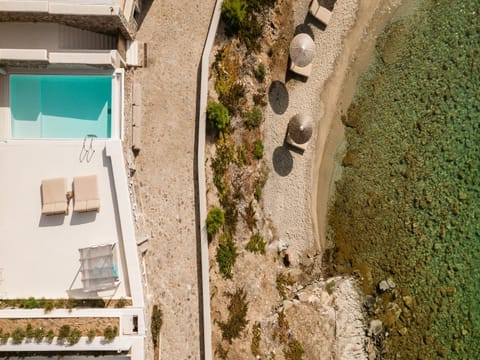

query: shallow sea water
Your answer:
[325,0,479,358]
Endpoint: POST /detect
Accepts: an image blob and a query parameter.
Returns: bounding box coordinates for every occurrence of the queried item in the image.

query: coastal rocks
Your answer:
[377,278,396,293]
[368,319,383,337]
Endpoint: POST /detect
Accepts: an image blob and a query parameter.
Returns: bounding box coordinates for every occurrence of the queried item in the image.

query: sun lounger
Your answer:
[289,61,312,78]
[41,177,69,215]
[309,1,332,26]
[73,175,100,213]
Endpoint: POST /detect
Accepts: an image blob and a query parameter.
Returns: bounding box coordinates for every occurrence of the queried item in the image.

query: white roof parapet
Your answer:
[0,49,48,62]
[49,3,121,16]
[0,336,135,352]
[0,1,49,12]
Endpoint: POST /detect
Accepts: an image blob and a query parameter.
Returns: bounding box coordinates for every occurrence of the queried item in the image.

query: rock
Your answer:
[364,295,376,308]
[277,239,289,252]
[368,319,383,337]
[398,327,408,336]
[403,295,414,310]
[378,279,395,293]
[386,278,396,289]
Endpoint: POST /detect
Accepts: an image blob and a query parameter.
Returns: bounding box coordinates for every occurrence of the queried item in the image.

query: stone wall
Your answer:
[0,12,137,39]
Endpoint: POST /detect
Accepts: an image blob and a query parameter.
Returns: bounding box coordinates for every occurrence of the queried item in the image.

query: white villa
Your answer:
[0,1,146,358]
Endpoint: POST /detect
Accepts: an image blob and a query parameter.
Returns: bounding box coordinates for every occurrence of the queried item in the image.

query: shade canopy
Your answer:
[79,244,118,292]
[289,33,315,67]
[288,114,313,144]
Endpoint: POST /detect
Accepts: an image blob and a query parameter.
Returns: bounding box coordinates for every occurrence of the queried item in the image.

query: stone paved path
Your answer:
[133,0,216,358]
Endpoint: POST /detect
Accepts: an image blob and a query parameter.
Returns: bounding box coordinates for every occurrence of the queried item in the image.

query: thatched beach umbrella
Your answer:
[288,114,313,144]
[289,33,315,67]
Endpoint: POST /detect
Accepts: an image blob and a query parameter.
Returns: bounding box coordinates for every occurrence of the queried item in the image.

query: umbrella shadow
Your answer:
[294,24,315,40]
[272,146,294,177]
[268,81,289,115]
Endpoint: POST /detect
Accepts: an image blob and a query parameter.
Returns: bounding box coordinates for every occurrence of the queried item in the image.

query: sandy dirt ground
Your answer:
[126,0,216,359]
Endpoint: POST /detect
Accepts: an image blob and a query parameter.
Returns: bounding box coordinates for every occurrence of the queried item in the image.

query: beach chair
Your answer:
[289,61,312,78]
[309,1,332,26]
[73,175,100,213]
[41,177,69,215]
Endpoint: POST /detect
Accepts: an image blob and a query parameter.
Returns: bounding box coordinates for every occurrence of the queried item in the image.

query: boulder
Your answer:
[368,319,383,337]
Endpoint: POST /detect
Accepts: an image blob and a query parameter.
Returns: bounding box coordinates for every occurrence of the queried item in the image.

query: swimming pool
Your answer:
[10,75,112,138]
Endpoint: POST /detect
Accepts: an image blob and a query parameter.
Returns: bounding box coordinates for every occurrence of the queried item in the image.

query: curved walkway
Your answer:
[132,0,216,358]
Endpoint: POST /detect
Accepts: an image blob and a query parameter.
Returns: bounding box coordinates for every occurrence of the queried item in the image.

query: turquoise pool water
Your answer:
[10,75,112,138]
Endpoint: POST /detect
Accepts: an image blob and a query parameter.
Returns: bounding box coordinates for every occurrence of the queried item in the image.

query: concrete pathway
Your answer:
[133,0,216,358]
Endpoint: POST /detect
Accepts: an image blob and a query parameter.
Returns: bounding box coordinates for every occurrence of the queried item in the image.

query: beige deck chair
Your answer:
[73,175,100,213]
[289,61,312,78]
[309,1,332,26]
[41,177,68,215]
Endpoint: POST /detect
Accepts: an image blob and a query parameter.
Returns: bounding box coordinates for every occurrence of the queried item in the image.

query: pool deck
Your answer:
[0,139,143,304]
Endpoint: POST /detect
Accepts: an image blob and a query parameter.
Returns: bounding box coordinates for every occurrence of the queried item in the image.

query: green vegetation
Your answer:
[68,328,82,345]
[207,101,230,133]
[0,298,106,310]
[246,233,266,254]
[243,201,256,231]
[25,323,34,340]
[325,280,336,295]
[251,322,262,356]
[218,288,249,343]
[221,0,247,35]
[151,304,163,349]
[206,207,225,238]
[253,140,264,159]
[116,298,127,308]
[45,329,55,343]
[254,63,266,83]
[244,106,263,129]
[34,328,45,343]
[284,339,305,360]
[87,329,96,343]
[0,329,9,344]
[57,324,71,342]
[103,326,117,342]
[211,133,235,197]
[216,234,238,279]
[276,273,295,300]
[11,328,25,345]
[221,0,277,52]
[253,165,269,201]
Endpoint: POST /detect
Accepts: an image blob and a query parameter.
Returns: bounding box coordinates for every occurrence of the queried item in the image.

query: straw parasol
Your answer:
[289,33,315,67]
[288,114,313,144]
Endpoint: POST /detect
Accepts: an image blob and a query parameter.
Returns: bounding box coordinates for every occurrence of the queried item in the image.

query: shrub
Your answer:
[255,63,266,82]
[221,0,247,35]
[45,329,55,343]
[215,343,229,360]
[220,191,240,236]
[243,201,256,231]
[43,300,54,313]
[253,140,264,159]
[116,298,127,308]
[253,165,269,201]
[207,101,230,133]
[68,328,81,345]
[207,207,225,237]
[23,297,39,309]
[34,328,45,343]
[246,233,266,254]
[276,273,295,300]
[239,13,263,52]
[245,107,263,129]
[236,145,248,166]
[87,329,96,343]
[103,326,117,343]
[284,339,305,360]
[11,328,25,344]
[58,325,71,342]
[216,234,238,279]
[25,323,34,340]
[326,280,336,295]
[251,322,261,356]
[218,82,245,115]
[0,330,9,344]
[151,304,163,349]
[218,288,249,343]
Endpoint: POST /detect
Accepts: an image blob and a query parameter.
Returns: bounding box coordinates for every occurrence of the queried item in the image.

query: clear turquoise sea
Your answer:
[325,0,479,358]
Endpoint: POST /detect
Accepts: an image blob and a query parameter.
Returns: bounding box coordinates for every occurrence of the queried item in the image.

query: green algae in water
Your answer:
[325,0,480,358]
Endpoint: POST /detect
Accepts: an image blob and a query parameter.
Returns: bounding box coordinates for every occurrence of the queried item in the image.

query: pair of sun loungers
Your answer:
[41,175,100,216]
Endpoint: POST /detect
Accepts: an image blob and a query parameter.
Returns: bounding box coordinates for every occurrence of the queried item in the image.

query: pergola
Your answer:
[78,244,118,292]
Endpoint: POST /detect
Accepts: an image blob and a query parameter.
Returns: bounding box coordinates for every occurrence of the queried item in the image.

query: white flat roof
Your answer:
[0,140,129,299]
